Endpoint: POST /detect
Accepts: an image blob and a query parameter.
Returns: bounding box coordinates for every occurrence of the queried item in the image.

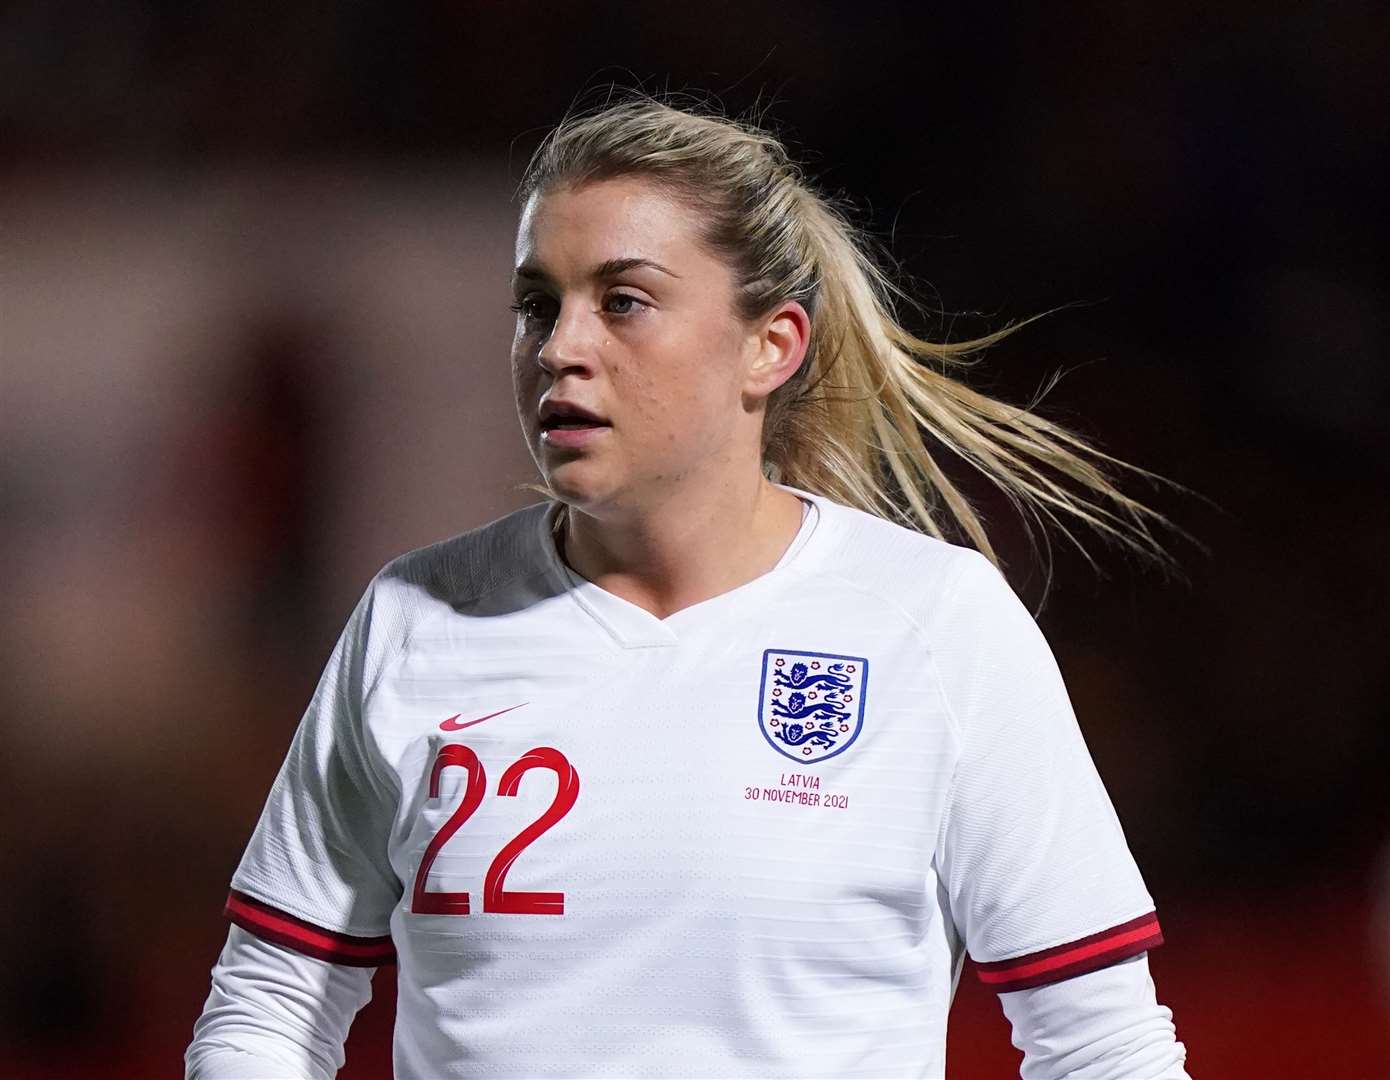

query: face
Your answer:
[510,175,797,518]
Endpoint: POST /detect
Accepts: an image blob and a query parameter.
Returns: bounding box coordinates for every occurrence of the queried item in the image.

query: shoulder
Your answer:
[373,500,553,608]
[798,493,1046,720]
[345,500,555,684]
[801,491,1009,629]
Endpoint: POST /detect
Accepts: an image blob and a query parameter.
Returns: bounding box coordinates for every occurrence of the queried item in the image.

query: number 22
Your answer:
[410,744,579,916]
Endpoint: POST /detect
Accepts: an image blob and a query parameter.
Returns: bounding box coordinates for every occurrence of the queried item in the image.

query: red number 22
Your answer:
[410,745,579,916]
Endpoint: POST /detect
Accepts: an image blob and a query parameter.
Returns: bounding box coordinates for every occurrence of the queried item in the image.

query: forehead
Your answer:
[514,176,703,269]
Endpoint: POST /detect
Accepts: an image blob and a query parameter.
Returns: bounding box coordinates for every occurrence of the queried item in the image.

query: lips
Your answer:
[539,398,610,429]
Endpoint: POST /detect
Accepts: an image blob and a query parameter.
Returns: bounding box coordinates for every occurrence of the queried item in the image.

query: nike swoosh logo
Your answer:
[439,703,529,731]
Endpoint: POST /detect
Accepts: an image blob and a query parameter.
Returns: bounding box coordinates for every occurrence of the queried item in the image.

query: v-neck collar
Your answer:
[537,484,833,649]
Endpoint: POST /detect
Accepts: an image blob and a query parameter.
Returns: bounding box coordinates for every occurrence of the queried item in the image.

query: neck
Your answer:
[556,470,807,621]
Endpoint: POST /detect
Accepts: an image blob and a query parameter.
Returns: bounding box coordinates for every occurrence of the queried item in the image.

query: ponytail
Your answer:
[518,92,1203,601]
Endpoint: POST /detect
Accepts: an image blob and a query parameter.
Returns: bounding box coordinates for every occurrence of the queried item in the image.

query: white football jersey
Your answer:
[225,483,1163,1078]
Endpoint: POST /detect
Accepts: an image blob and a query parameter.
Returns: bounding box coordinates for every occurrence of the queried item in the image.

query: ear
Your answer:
[742,300,811,404]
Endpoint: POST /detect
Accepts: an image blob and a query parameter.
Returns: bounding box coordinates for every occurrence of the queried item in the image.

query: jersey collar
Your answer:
[537,484,830,649]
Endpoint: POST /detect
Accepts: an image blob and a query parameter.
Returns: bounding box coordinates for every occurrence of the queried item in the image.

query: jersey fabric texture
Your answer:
[219,484,1165,1078]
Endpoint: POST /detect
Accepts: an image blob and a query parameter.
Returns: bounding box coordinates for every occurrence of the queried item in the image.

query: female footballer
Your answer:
[187,94,1191,1078]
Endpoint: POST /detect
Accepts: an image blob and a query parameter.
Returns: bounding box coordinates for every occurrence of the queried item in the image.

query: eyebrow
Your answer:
[512,256,681,284]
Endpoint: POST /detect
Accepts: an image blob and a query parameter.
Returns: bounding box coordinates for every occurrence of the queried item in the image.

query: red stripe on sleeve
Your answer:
[974,911,1163,993]
[224,889,396,967]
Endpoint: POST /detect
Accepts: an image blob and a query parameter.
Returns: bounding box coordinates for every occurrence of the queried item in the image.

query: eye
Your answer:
[509,294,556,323]
[604,293,645,316]
[509,292,645,322]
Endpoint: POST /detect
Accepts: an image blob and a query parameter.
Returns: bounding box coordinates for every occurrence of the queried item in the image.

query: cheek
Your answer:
[510,354,543,423]
[510,340,538,388]
[619,363,733,452]
[586,316,745,456]
[509,330,528,369]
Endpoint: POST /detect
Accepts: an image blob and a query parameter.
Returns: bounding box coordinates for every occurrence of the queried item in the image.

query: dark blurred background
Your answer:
[2,3,1387,1077]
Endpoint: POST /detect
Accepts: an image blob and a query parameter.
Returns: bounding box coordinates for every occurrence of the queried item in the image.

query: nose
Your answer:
[536,301,597,378]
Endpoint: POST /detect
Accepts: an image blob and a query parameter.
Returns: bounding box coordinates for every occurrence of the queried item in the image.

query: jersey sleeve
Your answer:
[225,576,403,966]
[1000,954,1190,1079]
[930,549,1164,993]
[186,924,375,1079]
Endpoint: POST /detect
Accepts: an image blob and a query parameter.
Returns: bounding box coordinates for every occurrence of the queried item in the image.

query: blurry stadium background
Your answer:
[2,4,1387,1076]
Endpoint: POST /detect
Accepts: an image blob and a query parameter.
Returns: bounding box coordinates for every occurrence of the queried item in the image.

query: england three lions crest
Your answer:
[758,649,868,764]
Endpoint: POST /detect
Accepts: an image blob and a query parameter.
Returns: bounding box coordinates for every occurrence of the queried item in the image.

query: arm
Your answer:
[186,925,374,1080]
[187,575,403,1075]
[928,550,1189,1078]
[1000,954,1189,1079]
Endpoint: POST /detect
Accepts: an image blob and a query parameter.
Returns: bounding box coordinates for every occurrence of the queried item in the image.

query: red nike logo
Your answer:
[439,703,528,731]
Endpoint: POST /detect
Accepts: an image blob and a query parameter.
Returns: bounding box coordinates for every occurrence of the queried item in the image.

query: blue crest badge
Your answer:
[757,649,868,764]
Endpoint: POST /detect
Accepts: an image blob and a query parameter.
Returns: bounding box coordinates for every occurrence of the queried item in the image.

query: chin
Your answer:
[541,460,613,508]
[547,470,667,523]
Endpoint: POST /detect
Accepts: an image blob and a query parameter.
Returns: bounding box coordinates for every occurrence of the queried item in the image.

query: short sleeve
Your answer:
[225,578,402,966]
[931,550,1163,993]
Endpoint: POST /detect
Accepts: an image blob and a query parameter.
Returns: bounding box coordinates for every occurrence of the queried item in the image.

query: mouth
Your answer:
[541,416,610,431]
[538,399,612,440]
[540,422,609,449]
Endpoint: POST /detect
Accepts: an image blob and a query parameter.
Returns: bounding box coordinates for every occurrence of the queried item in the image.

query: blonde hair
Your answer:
[515,91,1203,600]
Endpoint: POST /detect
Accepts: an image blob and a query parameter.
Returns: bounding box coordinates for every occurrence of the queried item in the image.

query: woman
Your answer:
[188,95,1191,1078]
